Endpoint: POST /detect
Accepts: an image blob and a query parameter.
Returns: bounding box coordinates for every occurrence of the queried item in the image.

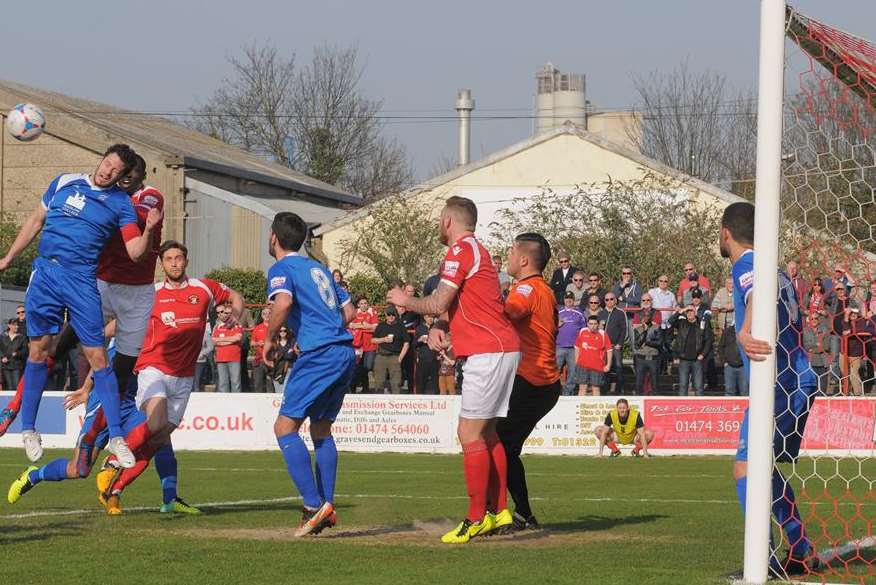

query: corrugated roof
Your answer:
[315,123,745,234]
[0,79,361,205]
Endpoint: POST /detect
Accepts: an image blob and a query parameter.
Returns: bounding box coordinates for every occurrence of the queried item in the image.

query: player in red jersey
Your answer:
[95,240,242,514]
[387,196,520,544]
[96,153,164,395]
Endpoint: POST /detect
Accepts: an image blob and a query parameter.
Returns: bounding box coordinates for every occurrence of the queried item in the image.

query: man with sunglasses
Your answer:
[565,271,588,304]
[549,253,578,304]
[602,293,629,394]
[676,262,712,305]
[648,275,677,323]
[580,273,607,310]
[612,267,642,313]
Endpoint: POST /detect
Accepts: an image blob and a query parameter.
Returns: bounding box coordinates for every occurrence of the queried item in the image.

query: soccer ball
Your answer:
[6,103,46,142]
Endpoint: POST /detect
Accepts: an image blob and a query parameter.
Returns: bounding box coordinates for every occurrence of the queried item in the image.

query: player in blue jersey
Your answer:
[262,212,356,537]
[0,144,162,467]
[6,326,197,515]
[720,202,820,579]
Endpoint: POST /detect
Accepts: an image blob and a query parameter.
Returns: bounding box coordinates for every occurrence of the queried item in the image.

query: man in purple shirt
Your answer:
[556,291,585,395]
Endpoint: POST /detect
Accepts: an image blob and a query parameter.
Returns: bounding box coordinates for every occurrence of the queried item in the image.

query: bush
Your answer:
[345,273,386,305]
[0,215,39,287]
[204,266,267,306]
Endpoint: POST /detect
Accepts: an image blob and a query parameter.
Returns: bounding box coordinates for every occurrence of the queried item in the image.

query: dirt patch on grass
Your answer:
[171,520,673,548]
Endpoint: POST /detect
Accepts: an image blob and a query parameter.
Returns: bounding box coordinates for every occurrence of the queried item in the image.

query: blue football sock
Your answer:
[28,458,69,485]
[772,469,811,557]
[313,436,338,504]
[20,360,49,432]
[154,443,178,504]
[92,367,123,437]
[736,476,747,514]
[277,432,320,509]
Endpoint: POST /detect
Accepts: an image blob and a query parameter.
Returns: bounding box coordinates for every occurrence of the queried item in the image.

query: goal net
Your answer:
[757,5,876,584]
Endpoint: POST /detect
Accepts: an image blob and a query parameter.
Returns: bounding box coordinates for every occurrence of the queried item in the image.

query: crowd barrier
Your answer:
[1,392,873,457]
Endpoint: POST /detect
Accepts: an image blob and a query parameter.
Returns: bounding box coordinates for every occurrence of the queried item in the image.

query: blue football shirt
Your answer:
[732,249,816,389]
[38,173,138,273]
[266,253,352,352]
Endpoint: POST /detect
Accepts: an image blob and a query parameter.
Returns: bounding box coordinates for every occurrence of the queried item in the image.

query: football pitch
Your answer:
[1,449,872,585]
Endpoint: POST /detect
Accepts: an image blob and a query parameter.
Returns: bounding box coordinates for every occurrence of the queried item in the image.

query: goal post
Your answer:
[743,1,787,583]
[742,4,876,584]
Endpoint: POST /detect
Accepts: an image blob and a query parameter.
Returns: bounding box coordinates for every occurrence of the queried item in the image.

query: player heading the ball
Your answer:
[0,144,162,467]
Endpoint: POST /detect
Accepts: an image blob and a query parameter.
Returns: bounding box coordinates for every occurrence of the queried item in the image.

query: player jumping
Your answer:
[496,232,562,532]
[0,144,161,467]
[95,240,241,514]
[721,202,820,579]
[262,212,356,537]
[387,196,520,544]
[0,155,163,444]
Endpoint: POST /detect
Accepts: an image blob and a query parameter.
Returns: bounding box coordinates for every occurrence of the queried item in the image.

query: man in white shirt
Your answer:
[648,275,677,323]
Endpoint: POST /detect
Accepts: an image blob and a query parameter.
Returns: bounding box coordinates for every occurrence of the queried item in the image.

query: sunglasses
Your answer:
[589,279,599,282]
[559,259,570,263]
[15,311,24,315]
[622,271,632,275]
[589,301,600,305]
[642,299,652,302]
[573,278,583,282]
[659,279,668,283]
[605,297,616,301]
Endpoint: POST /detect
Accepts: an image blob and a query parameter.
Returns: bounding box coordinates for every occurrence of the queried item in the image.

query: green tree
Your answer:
[337,194,444,287]
[486,170,727,288]
[345,273,386,305]
[0,215,39,287]
[204,266,267,306]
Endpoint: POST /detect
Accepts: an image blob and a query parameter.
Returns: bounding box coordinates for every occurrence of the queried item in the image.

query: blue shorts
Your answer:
[280,343,355,422]
[735,382,818,463]
[26,257,105,347]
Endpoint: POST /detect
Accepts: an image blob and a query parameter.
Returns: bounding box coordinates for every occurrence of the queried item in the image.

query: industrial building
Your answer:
[0,80,360,277]
[316,63,742,272]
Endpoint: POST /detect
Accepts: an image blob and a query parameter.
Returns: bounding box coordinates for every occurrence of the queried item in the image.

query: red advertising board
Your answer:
[644,398,748,450]
[801,398,876,451]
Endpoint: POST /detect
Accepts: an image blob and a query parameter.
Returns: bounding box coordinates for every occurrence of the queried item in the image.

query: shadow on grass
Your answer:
[0,519,86,544]
[195,501,354,518]
[544,514,669,533]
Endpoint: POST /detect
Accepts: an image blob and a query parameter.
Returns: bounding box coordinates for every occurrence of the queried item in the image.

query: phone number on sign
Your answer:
[354,423,431,435]
[674,419,741,433]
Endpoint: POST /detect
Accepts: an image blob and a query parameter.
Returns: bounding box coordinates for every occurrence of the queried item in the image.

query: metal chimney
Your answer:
[455,89,474,166]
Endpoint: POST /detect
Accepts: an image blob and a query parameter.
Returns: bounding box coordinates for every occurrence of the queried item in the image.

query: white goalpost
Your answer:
[743,1,786,583]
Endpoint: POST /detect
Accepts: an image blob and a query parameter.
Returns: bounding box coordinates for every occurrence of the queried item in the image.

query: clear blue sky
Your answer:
[1,1,873,179]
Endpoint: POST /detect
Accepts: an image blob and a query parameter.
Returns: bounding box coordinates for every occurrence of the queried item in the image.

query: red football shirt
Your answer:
[97,185,164,285]
[136,277,231,377]
[213,321,243,363]
[439,235,519,357]
[250,322,268,365]
[351,308,378,352]
[575,328,610,371]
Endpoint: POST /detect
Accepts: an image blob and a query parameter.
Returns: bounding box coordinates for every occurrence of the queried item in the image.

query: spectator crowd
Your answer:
[8,256,872,397]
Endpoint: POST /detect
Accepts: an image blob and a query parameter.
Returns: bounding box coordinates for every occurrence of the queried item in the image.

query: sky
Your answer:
[1,1,874,181]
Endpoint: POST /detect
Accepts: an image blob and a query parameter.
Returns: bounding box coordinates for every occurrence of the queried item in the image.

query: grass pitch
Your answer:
[1,449,872,585]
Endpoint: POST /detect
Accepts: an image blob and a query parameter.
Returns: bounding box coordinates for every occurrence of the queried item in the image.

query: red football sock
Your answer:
[111,441,160,494]
[607,441,620,453]
[111,459,150,494]
[82,409,107,444]
[462,439,490,522]
[632,443,642,454]
[125,422,153,453]
[485,434,508,512]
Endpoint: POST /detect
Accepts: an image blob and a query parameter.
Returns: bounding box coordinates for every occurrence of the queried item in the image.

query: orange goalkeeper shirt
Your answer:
[505,275,561,386]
